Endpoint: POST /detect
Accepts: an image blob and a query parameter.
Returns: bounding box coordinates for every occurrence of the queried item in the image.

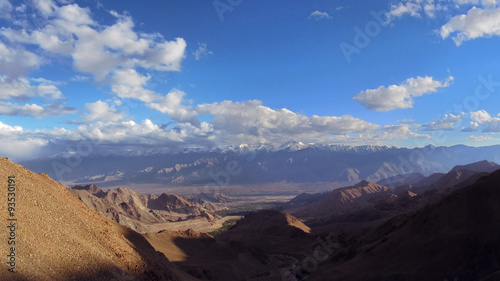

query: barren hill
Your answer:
[219,210,314,260]
[287,180,392,219]
[69,185,220,233]
[310,169,500,281]
[0,157,187,281]
[145,228,293,281]
[451,159,500,173]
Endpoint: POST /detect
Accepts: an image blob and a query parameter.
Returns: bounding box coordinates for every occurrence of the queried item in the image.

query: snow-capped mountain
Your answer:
[21,143,500,188]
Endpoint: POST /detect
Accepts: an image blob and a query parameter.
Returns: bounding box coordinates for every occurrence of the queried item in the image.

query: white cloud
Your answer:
[0,43,43,78]
[0,76,63,100]
[389,2,422,18]
[75,119,186,145]
[0,0,12,19]
[70,75,90,82]
[193,42,213,60]
[1,2,187,101]
[387,0,499,22]
[147,89,198,124]
[36,84,62,99]
[441,7,500,45]
[0,102,75,117]
[309,10,332,20]
[397,119,416,123]
[15,4,26,13]
[423,113,463,131]
[34,0,58,17]
[467,135,495,141]
[0,121,22,134]
[424,3,436,17]
[470,109,494,123]
[0,97,445,159]
[382,124,431,139]
[354,76,454,111]
[196,99,380,145]
[469,110,500,132]
[146,94,386,145]
[461,121,479,132]
[83,101,123,122]
[110,69,157,102]
[483,0,498,6]
[0,121,48,160]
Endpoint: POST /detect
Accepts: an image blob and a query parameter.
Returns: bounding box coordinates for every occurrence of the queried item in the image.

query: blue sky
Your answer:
[1,0,500,160]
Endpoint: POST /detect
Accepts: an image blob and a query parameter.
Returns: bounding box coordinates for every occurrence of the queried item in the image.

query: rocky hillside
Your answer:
[69,185,220,234]
[309,169,500,281]
[286,180,392,219]
[0,157,189,281]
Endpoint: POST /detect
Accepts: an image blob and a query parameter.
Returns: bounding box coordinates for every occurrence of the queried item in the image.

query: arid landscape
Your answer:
[2,152,500,280]
[2,0,500,280]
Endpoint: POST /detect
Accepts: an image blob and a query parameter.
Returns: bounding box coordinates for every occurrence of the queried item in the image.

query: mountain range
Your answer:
[3,155,500,280]
[21,144,500,188]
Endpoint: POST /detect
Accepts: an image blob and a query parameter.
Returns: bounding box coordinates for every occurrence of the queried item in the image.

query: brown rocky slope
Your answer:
[0,157,194,281]
[309,169,500,281]
[69,184,219,234]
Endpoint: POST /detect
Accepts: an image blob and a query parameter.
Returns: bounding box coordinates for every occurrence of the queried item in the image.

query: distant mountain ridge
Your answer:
[21,144,500,188]
[287,160,500,224]
[378,160,500,188]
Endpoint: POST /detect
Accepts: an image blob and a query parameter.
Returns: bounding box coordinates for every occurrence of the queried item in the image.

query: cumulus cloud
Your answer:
[0,96,443,160]
[83,101,123,123]
[309,10,332,20]
[26,97,385,155]
[461,122,480,132]
[0,76,63,101]
[471,109,494,123]
[1,1,187,101]
[0,101,75,117]
[382,124,431,139]
[389,2,422,18]
[422,113,463,131]
[470,109,500,132]
[0,0,13,19]
[440,7,500,45]
[196,99,380,145]
[193,42,213,60]
[147,89,199,124]
[387,0,499,23]
[467,135,495,141]
[0,43,43,78]
[110,69,157,102]
[354,76,454,111]
[0,121,48,160]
